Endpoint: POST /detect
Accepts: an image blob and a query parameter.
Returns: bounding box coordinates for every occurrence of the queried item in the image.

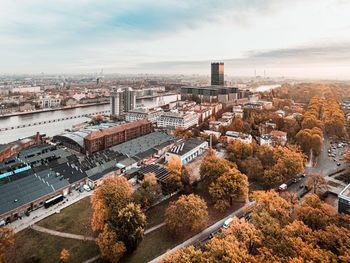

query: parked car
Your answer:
[299,184,304,189]
[301,174,306,178]
[279,183,287,192]
[292,178,297,183]
[223,218,233,228]
[333,158,337,162]
[337,162,341,166]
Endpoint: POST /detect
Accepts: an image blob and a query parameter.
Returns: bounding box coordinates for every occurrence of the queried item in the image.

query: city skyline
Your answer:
[1,0,350,79]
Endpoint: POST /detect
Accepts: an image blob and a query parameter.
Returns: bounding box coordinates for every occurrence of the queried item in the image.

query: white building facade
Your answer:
[157,112,198,130]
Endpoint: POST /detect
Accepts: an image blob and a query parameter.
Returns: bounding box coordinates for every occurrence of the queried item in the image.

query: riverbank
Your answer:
[0,102,110,119]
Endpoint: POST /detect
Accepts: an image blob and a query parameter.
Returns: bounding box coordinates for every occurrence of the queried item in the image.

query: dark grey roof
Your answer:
[0,144,10,152]
[0,169,70,217]
[168,139,206,156]
[111,131,178,157]
[138,164,171,183]
[52,163,87,184]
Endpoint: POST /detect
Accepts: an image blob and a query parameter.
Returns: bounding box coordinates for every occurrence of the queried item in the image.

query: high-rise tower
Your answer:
[110,87,136,116]
[211,62,224,86]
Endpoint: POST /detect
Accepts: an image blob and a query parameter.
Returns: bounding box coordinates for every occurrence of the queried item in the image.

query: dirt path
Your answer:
[31,224,95,241]
[144,222,166,235]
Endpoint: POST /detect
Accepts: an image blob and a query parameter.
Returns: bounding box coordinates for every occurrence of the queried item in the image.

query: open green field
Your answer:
[13,182,245,263]
[7,229,99,263]
[37,196,95,236]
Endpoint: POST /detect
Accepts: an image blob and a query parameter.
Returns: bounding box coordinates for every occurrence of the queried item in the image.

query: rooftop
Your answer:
[85,119,151,140]
[111,131,179,158]
[168,139,206,156]
[0,169,70,217]
[339,183,350,200]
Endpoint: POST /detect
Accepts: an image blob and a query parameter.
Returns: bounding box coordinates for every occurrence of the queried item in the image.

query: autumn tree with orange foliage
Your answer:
[226,139,253,162]
[132,172,163,209]
[263,146,304,188]
[296,127,323,157]
[96,224,126,263]
[166,155,190,192]
[208,167,248,211]
[200,148,248,211]
[60,249,69,262]
[307,173,329,195]
[200,148,235,185]
[109,203,146,253]
[0,227,14,263]
[173,126,184,137]
[165,194,208,236]
[160,190,350,262]
[91,177,145,261]
[91,177,132,232]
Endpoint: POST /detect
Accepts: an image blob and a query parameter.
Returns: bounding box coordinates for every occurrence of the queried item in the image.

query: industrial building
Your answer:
[83,119,153,155]
[111,131,179,162]
[165,139,208,165]
[338,184,350,215]
[0,144,87,226]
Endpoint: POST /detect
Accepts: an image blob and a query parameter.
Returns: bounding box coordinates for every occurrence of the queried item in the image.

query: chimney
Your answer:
[36,132,40,145]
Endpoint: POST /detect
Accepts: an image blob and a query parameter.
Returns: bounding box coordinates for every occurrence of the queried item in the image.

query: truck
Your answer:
[279,183,287,192]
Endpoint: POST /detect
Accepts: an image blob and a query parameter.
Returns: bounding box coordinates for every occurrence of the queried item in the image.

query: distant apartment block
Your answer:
[126,108,163,123]
[84,119,153,154]
[157,112,198,130]
[225,131,252,144]
[110,87,136,116]
[12,85,41,93]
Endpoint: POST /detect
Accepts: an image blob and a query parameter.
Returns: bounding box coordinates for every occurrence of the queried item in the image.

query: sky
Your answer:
[1,0,350,78]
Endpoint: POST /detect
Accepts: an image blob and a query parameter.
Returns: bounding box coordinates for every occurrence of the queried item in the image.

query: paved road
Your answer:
[149,205,246,263]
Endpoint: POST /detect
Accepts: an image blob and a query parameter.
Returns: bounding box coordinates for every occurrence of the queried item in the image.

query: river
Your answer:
[0,94,179,144]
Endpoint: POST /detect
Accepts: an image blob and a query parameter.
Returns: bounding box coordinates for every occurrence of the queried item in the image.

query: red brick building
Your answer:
[0,139,34,163]
[84,119,153,154]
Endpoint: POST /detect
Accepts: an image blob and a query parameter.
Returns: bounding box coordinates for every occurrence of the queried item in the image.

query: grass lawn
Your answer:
[27,181,245,263]
[145,194,180,229]
[7,228,99,263]
[122,226,180,263]
[122,181,245,263]
[36,196,95,237]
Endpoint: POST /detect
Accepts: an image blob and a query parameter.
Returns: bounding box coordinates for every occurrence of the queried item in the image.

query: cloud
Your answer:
[139,41,350,70]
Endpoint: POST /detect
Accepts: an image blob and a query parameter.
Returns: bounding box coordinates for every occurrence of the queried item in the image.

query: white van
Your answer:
[223,217,233,228]
[83,185,91,192]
